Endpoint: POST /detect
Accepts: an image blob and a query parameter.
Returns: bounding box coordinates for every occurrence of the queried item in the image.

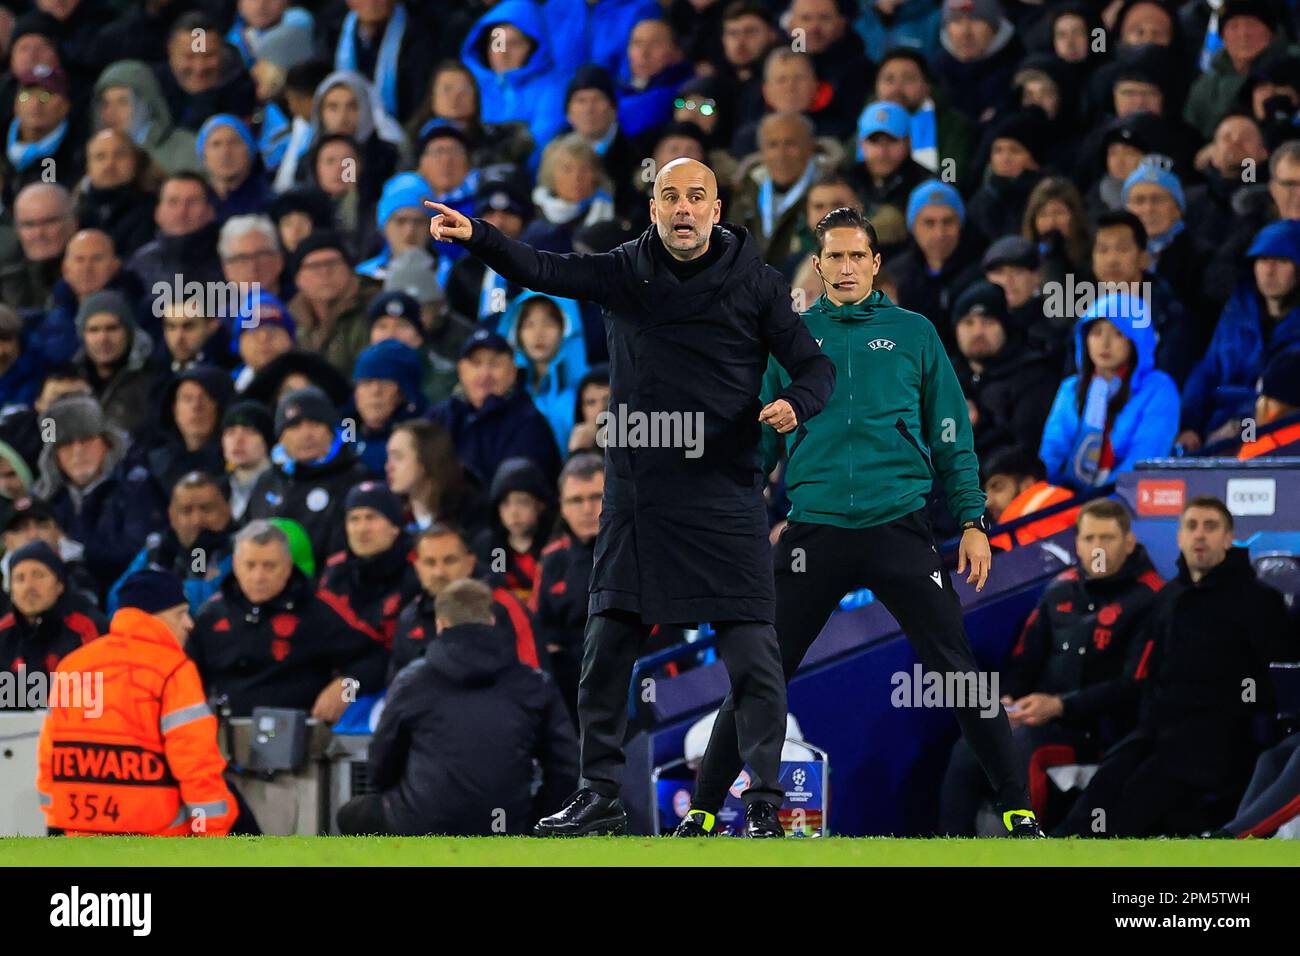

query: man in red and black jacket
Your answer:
[1056,496,1296,838]
[389,524,546,682]
[317,482,421,652]
[1,541,106,708]
[532,453,604,721]
[939,499,1164,834]
[188,520,389,720]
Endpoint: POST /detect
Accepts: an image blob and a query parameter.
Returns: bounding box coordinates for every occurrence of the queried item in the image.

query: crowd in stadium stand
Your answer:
[3,0,1300,837]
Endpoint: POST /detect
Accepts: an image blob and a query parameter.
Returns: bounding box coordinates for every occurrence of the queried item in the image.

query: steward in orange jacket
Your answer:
[37,570,236,836]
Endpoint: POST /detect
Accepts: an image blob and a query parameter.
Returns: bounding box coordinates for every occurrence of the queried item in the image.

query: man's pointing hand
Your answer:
[425,200,473,243]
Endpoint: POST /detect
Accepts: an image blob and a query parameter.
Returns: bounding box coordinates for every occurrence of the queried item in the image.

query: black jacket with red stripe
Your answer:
[0,594,107,708]
[389,580,547,683]
[317,534,422,652]
[188,568,390,717]
[532,532,595,658]
[1005,545,1164,739]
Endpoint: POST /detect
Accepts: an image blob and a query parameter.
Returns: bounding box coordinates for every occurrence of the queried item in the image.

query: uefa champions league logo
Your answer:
[792,768,806,791]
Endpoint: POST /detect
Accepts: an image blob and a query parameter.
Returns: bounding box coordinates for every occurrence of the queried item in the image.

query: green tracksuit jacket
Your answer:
[760,289,985,529]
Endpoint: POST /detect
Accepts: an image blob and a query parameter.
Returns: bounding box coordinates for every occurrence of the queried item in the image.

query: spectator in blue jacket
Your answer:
[347,340,429,476]
[461,0,570,168]
[428,329,562,487]
[499,292,589,454]
[855,0,942,62]
[0,308,47,409]
[1178,219,1300,450]
[615,19,695,141]
[1039,292,1180,490]
[545,0,662,81]
[31,393,166,594]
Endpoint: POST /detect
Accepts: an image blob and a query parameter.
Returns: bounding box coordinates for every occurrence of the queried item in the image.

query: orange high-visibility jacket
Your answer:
[37,607,236,836]
[1237,422,1300,460]
[989,481,1080,552]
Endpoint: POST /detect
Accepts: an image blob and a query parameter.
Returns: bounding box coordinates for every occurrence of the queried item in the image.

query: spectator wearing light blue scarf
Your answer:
[1039,293,1179,490]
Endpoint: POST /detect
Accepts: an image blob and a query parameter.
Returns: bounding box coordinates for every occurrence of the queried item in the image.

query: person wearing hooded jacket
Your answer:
[246,386,372,566]
[429,154,835,838]
[33,394,167,595]
[939,499,1166,835]
[145,366,234,494]
[290,70,405,204]
[1039,292,1181,491]
[92,59,200,175]
[338,578,577,836]
[1178,218,1300,448]
[470,456,556,603]
[71,289,162,438]
[498,291,589,454]
[461,0,571,169]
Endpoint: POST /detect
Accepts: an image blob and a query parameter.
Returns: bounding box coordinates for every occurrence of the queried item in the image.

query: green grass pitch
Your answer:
[1,836,1297,867]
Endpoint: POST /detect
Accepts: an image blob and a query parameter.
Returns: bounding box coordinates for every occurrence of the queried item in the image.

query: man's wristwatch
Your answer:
[961,514,990,534]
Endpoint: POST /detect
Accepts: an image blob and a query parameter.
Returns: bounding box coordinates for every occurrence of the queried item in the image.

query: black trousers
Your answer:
[579,608,786,806]
[693,513,1030,816]
[337,792,392,835]
[1053,735,1226,837]
[939,722,1094,835]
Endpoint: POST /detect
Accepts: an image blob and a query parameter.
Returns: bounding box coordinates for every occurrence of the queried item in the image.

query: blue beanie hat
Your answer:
[906,180,965,232]
[231,289,296,352]
[197,114,257,160]
[1246,219,1300,264]
[377,172,433,230]
[117,569,187,614]
[353,340,424,404]
[1121,158,1185,213]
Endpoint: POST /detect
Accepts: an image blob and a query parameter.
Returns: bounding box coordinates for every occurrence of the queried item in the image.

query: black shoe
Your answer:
[744,801,785,838]
[1003,809,1047,838]
[671,809,717,837]
[535,789,627,836]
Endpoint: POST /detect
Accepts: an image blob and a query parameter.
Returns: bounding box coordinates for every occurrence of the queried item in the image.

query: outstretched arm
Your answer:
[426,201,619,307]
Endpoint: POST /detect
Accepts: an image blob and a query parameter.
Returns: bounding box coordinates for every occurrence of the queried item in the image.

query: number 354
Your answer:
[67,792,121,823]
